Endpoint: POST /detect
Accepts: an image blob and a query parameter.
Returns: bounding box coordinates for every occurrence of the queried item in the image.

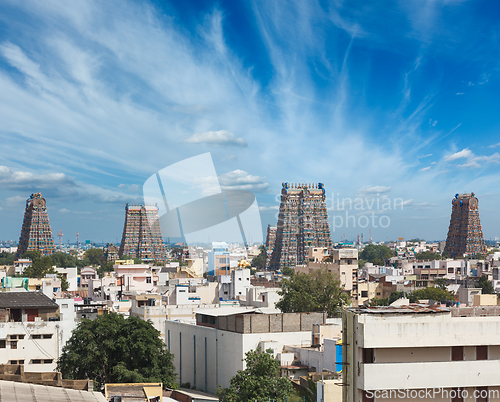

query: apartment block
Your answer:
[343,304,500,402]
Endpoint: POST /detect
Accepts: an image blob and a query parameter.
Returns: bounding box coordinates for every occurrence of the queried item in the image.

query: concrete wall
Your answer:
[0,321,60,372]
[216,312,326,334]
[166,320,313,394]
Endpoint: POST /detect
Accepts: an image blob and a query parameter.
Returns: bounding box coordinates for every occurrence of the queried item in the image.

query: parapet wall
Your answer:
[217,312,326,334]
[0,364,92,391]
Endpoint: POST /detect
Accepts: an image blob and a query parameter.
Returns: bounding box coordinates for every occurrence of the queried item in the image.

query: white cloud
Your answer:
[259,205,279,211]
[0,165,139,204]
[221,154,237,162]
[419,166,431,172]
[6,195,25,206]
[185,130,247,147]
[457,160,481,169]
[456,92,464,95]
[118,184,140,194]
[219,170,269,192]
[356,185,391,197]
[444,148,472,161]
[0,165,76,190]
[489,143,500,149]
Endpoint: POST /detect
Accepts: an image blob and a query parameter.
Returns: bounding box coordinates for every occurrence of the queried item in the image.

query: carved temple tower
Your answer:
[269,183,332,270]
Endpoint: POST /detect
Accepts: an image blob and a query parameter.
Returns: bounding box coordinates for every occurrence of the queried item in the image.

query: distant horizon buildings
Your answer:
[269,182,332,270]
[444,192,487,258]
[119,204,167,262]
[16,193,56,258]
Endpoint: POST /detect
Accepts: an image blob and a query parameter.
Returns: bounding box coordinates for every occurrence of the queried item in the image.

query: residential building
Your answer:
[207,242,230,276]
[343,304,500,402]
[0,292,60,372]
[166,310,326,394]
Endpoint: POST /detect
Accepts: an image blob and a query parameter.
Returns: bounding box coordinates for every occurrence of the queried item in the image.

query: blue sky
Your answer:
[0,0,500,244]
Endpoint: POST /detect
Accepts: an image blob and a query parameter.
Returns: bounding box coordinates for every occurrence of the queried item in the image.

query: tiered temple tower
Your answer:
[17,193,56,257]
[119,204,167,262]
[101,243,119,264]
[269,183,332,270]
[265,225,277,269]
[444,193,487,258]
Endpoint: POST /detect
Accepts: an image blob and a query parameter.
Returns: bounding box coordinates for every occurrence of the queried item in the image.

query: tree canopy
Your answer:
[477,275,495,294]
[57,313,176,391]
[251,245,266,270]
[83,248,103,266]
[359,244,394,266]
[371,288,454,306]
[217,348,292,402]
[276,268,348,317]
[0,251,15,265]
[415,251,442,261]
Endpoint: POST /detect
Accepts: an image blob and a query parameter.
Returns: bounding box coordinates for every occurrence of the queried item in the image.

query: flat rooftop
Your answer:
[351,304,450,314]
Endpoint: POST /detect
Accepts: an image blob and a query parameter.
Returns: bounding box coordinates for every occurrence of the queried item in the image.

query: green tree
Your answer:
[433,278,449,290]
[410,287,454,303]
[51,252,78,268]
[415,251,442,261]
[251,245,266,270]
[84,248,104,266]
[359,244,394,266]
[217,348,292,402]
[22,251,56,278]
[281,266,294,276]
[98,261,115,278]
[0,252,15,265]
[276,268,348,317]
[57,314,176,391]
[477,275,495,294]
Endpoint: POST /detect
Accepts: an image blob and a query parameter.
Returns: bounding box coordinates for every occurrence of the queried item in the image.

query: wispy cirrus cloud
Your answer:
[185,130,247,147]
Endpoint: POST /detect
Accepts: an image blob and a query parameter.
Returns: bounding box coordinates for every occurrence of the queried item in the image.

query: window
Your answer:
[19,360,24,364]
[32,359,42,364]
[362,348,374,363]
[32,335,42,339]
[452,346,464,361]
[10,335,17,340]
[476,346,488,360]
[62,304,68,309]
[9,360,17,365]
[361,291,368,298]
[0,340,6,348]
[146,277,152,284]
[44,359,53,364]
[376,292,381,296]
[10,341,17,349]
[18,335,24,340]
[42,334,52,339]
[476,387,488,402]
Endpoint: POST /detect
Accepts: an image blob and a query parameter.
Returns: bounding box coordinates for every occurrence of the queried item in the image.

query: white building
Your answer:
[343,304,500,402]
[0,292,60,372]
[166,310,326,394]
[54,267,78,291]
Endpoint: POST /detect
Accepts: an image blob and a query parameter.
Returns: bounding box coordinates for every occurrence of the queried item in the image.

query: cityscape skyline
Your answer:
[1,1,500,243]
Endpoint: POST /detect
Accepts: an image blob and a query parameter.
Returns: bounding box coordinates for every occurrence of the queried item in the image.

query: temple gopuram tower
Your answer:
[17,193,56,257]
[269,183,332,270]
[119,204,167,262]
[444,193,487,258]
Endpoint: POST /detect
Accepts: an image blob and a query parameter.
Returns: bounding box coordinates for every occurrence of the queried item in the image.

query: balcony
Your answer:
[359,360,500,390]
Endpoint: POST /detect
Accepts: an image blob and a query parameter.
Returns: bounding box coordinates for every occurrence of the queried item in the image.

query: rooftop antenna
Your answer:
[57,229,63,250]
[75,232,79,249]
